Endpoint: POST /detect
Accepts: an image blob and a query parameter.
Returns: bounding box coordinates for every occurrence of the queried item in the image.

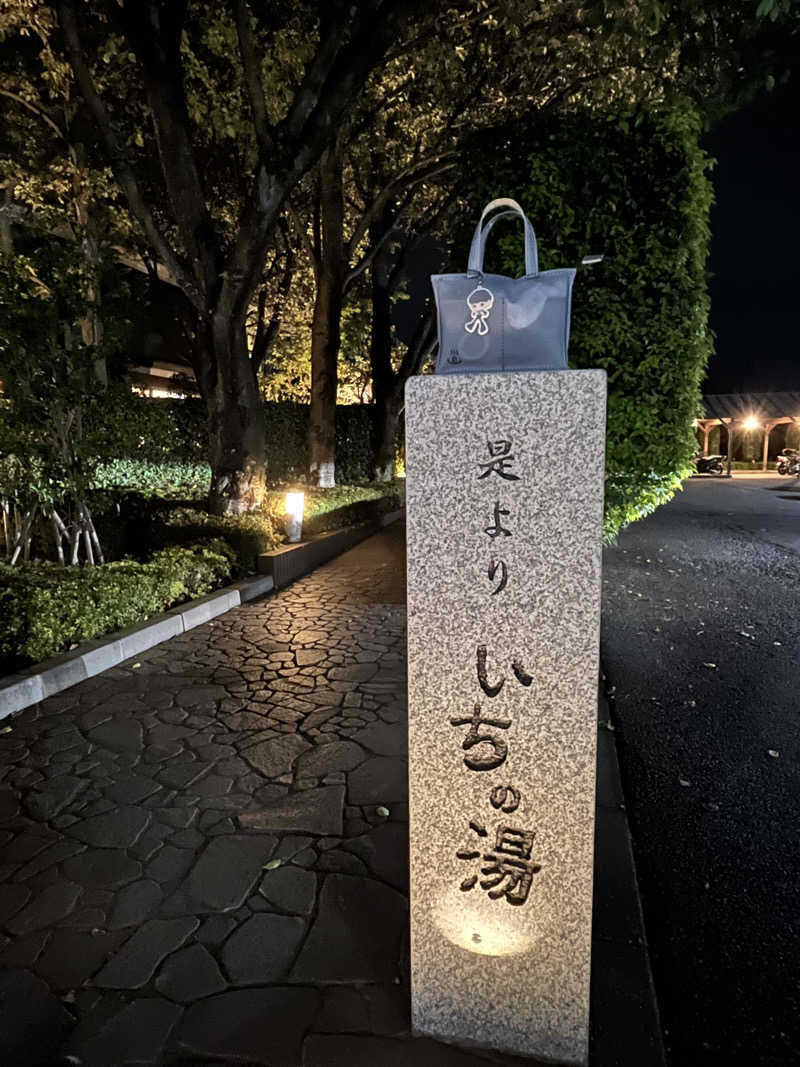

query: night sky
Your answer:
[703,74,800,394]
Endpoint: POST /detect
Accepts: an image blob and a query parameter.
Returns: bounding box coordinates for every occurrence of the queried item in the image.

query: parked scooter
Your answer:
[777,448,800,476]
[693,453,725,476]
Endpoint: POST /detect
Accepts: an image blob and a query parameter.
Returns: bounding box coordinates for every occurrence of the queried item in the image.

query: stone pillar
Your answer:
[405,370,606,1067]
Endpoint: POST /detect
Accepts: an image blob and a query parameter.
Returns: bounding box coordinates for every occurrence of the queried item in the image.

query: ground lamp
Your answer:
[284,492,304,544]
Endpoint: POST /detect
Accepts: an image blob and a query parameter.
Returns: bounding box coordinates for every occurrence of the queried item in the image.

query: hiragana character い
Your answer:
[476,646,533,696]
[449,704,511,771]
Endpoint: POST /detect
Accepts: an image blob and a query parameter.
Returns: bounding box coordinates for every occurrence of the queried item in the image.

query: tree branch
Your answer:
[57,0,202,307]
[235,0,274,157]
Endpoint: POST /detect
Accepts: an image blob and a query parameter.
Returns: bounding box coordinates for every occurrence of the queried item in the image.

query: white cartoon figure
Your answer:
[464,286,494,335]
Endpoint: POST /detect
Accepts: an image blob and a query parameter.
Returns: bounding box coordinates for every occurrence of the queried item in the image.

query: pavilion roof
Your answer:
[701,392,800,421]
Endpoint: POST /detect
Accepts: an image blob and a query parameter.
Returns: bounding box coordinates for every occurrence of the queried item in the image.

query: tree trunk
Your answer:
[308,145,345,488]
[369,241,399,481]
[206,316,266,514]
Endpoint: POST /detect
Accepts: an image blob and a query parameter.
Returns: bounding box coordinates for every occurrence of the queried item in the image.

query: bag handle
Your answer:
[467,197,539,276]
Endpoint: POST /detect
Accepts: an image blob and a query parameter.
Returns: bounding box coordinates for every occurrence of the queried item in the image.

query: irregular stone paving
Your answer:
[0,524,533,1067]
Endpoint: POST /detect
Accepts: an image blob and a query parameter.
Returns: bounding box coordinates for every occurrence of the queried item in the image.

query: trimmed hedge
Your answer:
[94,391,383,485]
[0,539,235,665]
[459,104,714,540]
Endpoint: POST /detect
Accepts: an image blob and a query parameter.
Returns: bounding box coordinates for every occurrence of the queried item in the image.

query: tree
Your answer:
[458,103,715,539]
[0,238,114,564]
[48,0,428,513]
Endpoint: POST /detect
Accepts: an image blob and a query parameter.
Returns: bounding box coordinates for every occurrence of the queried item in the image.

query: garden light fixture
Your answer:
[284,491,305,544]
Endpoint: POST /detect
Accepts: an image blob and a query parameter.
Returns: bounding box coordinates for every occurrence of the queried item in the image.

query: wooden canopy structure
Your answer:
[697,392,800,474]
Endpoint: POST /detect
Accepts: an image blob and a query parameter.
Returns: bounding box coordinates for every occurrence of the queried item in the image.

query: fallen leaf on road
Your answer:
[774,641,782,647]
[702,662,717,669]
[767,750,779,759]
[263,859,282,870]
[0,726,12,734]
[376,806,390,817]
[679,779,692,787]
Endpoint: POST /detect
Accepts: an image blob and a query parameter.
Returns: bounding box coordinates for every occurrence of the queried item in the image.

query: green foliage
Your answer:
[155,507,280,576]
[67,392,386,487]
[0,539,234,664]
[460,104,714,540]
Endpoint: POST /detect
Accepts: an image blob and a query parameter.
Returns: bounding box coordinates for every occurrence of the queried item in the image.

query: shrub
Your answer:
[460,104,713,540]
[0,539,235,664]
[156,507,280,576]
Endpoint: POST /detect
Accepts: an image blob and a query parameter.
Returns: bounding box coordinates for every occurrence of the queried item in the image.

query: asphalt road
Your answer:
[601,475,800,1067]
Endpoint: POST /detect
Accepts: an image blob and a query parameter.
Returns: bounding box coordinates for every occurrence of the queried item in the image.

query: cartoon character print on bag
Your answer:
[464,286,494,336]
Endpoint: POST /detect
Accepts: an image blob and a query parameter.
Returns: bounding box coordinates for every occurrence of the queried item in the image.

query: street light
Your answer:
[742,415,760,431]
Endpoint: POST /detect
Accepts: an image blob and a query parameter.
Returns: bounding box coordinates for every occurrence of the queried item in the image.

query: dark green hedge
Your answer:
[0,539,235,664]
[97,391,381,484]
[459,104,713,539]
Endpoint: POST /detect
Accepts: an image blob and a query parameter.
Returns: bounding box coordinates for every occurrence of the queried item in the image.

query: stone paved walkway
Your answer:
[0,523,534,1067]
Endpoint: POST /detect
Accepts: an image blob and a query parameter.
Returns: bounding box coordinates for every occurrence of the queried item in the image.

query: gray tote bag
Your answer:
[432,197,576,374]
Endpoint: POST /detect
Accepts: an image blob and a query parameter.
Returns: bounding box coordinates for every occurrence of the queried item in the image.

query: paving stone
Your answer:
[170,827,206,848]
[242,734,311,778]
[175,988,319,1065]
[238,784,344,835]
[67,805,151,849]
[329,662,379,683]
[65,996,183,1067]
[158,762,208,790]
[146,845,195,884]
[6,880,82,934]
[4,830,58,864]
[37,927,125,990]
[176,684,228,707]
[157,806,199,829]
[13,839,85,881]
[362,983,411,1037]
[1,924,51,967]
[23,775,87,820]
[290,874,407,984]
[347,756,408,805]
[131,828,168,862]
[313,986,370,1033]
[302,1034,491,1066]
[296,648,327,666]
[0,883,31,924]
[344,822,409,891]
[316,849,369,875]
[105,774,161,804]
[171,834,277,913]
[62,849,143,889]
[221,913,307,984]
[295,741,366,777]
[351,721,408,757]
[107,879,164,929]
[196,914,238,945]
[0,968,73,1067]
[259,866,317,916]
[192,774,233,797]
[87,718,144,753]
[155,943,227,1002]
[95,916,199,988]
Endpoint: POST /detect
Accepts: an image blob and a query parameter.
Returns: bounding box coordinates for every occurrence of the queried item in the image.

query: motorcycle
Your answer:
[777,448,800,476]
[693,453,725,476]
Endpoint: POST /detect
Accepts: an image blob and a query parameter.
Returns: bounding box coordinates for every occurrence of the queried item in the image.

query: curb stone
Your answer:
[590,675,667,1067]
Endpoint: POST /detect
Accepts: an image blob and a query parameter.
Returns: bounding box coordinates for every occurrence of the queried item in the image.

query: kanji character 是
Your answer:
[477,439,520,481]
[449,704,511,771]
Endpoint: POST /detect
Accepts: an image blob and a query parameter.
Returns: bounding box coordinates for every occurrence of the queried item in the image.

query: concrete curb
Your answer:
[0,572,275,722]
[591,676,667,1066]
[258,507,405,589]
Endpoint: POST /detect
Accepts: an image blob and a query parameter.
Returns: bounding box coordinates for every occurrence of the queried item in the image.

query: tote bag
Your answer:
[432,197,576,374]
